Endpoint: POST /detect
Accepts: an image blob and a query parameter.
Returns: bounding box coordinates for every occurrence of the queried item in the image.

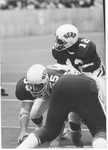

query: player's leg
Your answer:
[52,75,106,148]
[87,73,106,105]
[61,74,106,148]
[30,97,50,128]
[49,121,67,147]
[17,102,69,148]
[61,119,69,140]
[31,116,43,128]
[68,112,83,147]
[92,97,106,148]
[92,131,106,148]
[78,95,106,148]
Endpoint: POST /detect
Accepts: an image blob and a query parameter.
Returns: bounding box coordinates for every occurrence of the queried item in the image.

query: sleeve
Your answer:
[15,79,25,100]
[82,41,101,72]
[52,48,67,65]
[15,78,34,101]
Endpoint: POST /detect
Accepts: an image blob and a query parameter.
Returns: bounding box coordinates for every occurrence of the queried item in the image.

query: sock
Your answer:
[17,133,41,148]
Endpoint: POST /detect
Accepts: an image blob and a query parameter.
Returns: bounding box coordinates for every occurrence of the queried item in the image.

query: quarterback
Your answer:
[17,74,106,148]
[52,24,105,77]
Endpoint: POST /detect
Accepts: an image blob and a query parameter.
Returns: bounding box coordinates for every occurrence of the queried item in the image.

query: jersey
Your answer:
[34,74,106,142]
[15,64,74,102]
[52,38,104,75]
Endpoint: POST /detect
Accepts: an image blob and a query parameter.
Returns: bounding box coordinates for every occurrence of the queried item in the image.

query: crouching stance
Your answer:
[16,63,82,146]
[17,74,106,148]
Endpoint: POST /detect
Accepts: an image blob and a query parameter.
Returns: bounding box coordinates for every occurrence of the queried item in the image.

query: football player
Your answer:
[52,24,106,145]
[17,74,106,148]
[52,24,105,77]
[15,63,82,147]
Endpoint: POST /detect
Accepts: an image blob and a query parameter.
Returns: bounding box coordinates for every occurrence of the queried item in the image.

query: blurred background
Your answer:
[0,0,102,10]
[0,0,105,82]
[0,0,105,37]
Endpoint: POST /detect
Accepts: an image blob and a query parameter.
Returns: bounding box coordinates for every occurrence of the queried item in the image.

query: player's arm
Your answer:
[52,48,67,64]
[15,77,33,133]
[47,63,71,72]
[82,41,101,73]
[19,101,33,133]
[15,77,34,144]
[18,100,33,145]
[74,58,83,73]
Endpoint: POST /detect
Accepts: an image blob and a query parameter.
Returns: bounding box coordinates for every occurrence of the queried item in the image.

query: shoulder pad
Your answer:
[15,77,34,101]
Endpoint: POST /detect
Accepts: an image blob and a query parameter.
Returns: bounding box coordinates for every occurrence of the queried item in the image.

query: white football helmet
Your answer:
[54,24,78,51]
[26,64,49,98]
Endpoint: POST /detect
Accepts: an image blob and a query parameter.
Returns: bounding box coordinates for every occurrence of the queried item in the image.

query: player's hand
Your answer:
[17,132,29,145]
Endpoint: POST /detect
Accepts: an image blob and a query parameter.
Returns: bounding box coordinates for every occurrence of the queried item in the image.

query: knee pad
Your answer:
[69,122,81,131]
[32,116,43,125]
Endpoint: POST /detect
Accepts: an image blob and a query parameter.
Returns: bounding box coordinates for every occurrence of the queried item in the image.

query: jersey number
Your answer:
[79,39,90,48]
[23,78,31,91]
[49,75,59,89]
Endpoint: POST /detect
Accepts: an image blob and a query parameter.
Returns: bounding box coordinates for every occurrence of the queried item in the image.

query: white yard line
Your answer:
[2,126,35,129]
[63,145,92,148]
[1,99,90,132]
[2,94,89,132]
[1,99,19,102]
[1,126,89,131]
[2,82,16,85]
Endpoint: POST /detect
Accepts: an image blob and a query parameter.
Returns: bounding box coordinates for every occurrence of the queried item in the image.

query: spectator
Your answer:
[27,0,40,9]
[15,1,22,10]
[79,0,94,7]
[0,0,8,9]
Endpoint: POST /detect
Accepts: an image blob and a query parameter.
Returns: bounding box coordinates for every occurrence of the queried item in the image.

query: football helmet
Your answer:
[26,64,49,98]
[54,24,78,51]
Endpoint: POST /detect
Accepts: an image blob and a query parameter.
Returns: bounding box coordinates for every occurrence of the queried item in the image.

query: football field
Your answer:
[1,32,105,148]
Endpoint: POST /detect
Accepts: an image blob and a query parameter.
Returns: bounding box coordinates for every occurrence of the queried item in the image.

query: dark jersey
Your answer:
[15,65,67,101]
[52,38,101,73]
[35,74,106,142]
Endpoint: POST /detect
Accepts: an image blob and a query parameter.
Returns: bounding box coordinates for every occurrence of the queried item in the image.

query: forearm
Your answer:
[82,62,100,72]
[19,106,31,132]
[20,116,29,132]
